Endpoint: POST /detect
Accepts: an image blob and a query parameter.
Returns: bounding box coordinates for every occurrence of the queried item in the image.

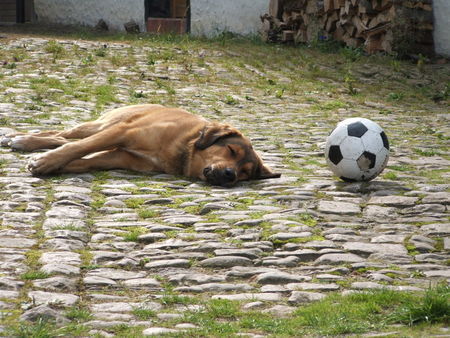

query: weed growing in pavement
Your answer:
[0,159,8,171]
[65,306,93,322]
[382,171,398,180]
[5,319,58,338]
[94,47,107,57]
[172,287,449,336]
[94,84,119,110]
[131,306,157,320]
[390,285,449,326]
[124,198,145,209]
[109,53,128,67]
[154,78,176,95]
[44,40,65,62]
[121,227,148,242]
[138,209,159,219]
[344,72,358,95]
[20,271,50,280]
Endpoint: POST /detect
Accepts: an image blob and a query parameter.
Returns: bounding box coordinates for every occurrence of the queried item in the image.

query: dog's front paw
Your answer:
[9,135,32,151]
[27,154,61,176]
[0,128,17,138]
[1,132,28,150]
[1,136,12,148]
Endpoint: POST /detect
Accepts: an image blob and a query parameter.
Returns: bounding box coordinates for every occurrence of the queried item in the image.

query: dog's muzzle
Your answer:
[203,166,237,187]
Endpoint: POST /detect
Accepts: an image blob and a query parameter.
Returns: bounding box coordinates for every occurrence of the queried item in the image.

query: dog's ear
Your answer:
[258,165,281,180]
[195,123,241,150]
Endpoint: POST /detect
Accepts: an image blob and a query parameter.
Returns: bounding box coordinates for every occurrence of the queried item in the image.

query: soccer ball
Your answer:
[325,118,389,182]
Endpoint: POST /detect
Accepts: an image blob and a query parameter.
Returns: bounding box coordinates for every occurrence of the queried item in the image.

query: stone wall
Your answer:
[433,0,450,57]
[190,0,268,37]
[34,0,146,32]
[34,0,268,37]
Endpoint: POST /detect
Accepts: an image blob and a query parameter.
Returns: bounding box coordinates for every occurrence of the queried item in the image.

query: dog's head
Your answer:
[191,123,281,187]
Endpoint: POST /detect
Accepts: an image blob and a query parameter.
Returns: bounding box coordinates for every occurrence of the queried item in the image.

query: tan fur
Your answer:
[5,104,280,187]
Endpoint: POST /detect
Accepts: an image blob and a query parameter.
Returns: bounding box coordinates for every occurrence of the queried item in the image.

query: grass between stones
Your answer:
[4,286,448,337]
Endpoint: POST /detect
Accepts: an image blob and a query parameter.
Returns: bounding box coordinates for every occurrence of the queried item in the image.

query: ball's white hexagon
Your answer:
[360,130,384,154]
[339,137,364,160]
[326,161,343,178]
[327,124,349,146]
[338,159,362,180]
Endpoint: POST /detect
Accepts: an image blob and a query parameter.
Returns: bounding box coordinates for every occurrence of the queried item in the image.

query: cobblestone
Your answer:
[0,32,448,337]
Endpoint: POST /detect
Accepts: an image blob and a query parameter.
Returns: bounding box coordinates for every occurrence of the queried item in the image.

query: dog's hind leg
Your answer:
[6,135,70,152]
[58,121,106,139]
[4,121,107,152]
[28,123,128,176]
[2,130,62,151]
[60,149,150,173]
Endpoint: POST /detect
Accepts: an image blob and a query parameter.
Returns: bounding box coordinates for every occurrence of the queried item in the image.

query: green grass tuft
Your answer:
[120,227,148,242]
[65,306,92,322]
[390,285,449,326]
[20,271,50,280]
[160,293,197,306]
[138,209,159,219]
[176,287,449,336]
[44,40,65,61]
[5,319,56,338]
[132,307,157,320]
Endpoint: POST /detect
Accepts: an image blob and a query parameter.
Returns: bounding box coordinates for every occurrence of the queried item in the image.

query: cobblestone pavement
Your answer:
[0,33,449,336]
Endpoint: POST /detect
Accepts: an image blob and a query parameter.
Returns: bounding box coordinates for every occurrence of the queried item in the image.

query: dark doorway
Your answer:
[146,0,171,18]
[16,0,25,23]
[0,0,34,24]
[145,0,190,34]
[0,0,17,23]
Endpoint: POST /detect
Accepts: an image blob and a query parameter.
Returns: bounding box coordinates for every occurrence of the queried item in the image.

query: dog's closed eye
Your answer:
[227,145,237,157]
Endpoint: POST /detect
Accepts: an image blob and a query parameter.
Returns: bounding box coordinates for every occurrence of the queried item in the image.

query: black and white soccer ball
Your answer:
[325,118,389,182]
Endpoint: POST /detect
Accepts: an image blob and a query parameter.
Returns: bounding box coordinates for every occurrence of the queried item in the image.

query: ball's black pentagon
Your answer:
[380,131,389,150]
[347,121,368,138]
[328,145,343,165]
[357,151,376,170]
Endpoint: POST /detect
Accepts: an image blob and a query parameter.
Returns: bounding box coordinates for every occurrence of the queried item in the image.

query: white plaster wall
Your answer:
[34,0,146,32]
[190,0,268,37]
[433,0,450,57]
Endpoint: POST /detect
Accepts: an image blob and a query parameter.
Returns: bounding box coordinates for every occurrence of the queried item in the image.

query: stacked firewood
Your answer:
[261,0,434,55]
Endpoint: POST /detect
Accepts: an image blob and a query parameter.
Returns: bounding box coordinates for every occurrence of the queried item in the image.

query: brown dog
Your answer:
[3,104,280,187]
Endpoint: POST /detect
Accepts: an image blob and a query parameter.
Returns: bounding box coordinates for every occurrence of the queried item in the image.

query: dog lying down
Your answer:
[3,104,281,187]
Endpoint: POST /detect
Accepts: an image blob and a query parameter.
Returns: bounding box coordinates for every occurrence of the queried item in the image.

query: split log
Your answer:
[269,0,286,19]
[324,0,334,12]
[282,30,295,42]
[358,0,374,14]
[325,11,339,32]
[352,15,368,36]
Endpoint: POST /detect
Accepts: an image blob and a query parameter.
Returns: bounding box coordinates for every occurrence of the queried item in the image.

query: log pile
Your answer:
[261,0,434,56]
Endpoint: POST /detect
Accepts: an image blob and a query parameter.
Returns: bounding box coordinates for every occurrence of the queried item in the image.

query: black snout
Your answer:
[203,167,212,177]
[223,167,236,180]
[203,166,237,187]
